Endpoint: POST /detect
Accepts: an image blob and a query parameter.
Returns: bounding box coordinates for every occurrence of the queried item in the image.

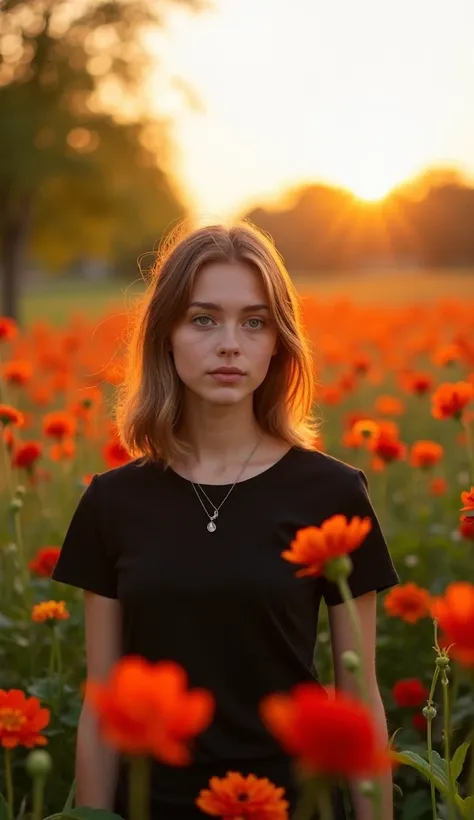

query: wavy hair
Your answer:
[115,220,317,465]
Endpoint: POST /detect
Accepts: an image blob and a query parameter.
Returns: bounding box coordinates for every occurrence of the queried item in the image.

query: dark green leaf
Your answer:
[451,741,470,782]
[0,793,9,820]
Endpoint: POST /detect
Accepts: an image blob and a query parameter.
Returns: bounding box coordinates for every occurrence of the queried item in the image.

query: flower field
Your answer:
[1,288,474,820]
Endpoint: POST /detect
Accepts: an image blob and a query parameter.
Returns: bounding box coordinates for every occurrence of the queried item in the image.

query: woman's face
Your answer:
[169,261,278,407]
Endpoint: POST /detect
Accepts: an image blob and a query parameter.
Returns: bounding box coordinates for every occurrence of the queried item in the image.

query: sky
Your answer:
[148,0,474,220]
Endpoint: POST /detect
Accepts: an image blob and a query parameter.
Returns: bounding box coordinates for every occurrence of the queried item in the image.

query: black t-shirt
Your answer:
[52,446,399,818]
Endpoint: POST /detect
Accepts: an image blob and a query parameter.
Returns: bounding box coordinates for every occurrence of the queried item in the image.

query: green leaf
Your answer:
[0,793,9,820]
[27,678,57,703]
[451,741,470,782]
[44,811,124,820]
[393,749,449,793]
[459,796,474,820]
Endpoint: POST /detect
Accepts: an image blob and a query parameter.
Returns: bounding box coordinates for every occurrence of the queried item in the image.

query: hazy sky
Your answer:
[150,0,474,219]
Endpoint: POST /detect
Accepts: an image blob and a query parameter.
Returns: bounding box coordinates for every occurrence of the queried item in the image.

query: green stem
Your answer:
[48,627,56,679]
[4,748,14,820]
[426,664,440,820]
[128,754,150,820]
[293,777,334,820]
[314,781,334,820]
[31,775,45,820]
[337,576,383,820]
[12,507,30,604]
[53,628,62,710]
[0,425,13,497]
[462,416,474,483]
[442,670,456,820]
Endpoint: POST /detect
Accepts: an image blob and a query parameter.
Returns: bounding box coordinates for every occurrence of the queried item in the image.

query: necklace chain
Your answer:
[191,436,262,532]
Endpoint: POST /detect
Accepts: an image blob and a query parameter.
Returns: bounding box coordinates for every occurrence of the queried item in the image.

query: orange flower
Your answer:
[409,441,444,469]
[460,487,474,513]
[28,547,61,577]
[431,381,474,420]
[49,438,76,462]
[0,317,18,344]
[433,344,462,367]
[282,515,372,578]
[401,371,433,396]
[430,583,474,667]
[384,583,431,624]
[85,656,214,764]
[459,516,474,541]
[429,477,448,496]
[196,771,289,819]
[31,601,70,623]
[369,429,406,463]
[352,419,380,440]
[2,360,33,386]
[0,690,50,749]
[12,441,43,470]
[42,410,76,440]
[102,437,132,468]
[374,395,405,416]
[260,683,393,778]
[0,404,24,427]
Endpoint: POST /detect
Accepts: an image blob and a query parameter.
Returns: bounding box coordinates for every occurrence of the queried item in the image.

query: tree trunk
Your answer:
[1,191,33,321]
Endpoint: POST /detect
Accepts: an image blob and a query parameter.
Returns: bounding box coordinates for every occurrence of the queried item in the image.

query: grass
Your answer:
[19,268,474,326]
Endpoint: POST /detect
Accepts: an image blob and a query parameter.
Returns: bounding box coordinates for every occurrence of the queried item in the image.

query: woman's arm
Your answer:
[75,591,122,808]
[328,591,394,820]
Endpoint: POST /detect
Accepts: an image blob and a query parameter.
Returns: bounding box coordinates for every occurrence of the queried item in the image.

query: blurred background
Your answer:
[1,0,474,323]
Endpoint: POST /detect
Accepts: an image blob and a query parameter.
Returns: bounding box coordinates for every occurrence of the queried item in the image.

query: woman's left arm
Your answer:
[328,591,394,820]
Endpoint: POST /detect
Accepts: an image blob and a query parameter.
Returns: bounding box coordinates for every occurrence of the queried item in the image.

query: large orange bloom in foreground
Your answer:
[384,583,432,624]
[431,381,474,420]
[196,772,289,819]
[0,690,50,749]
[260,684,392,778]
[86,656,214,764]
[282,515,371,578]
[430,582,474,667]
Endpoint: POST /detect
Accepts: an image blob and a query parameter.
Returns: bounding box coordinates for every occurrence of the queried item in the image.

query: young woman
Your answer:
[52,222,399,820]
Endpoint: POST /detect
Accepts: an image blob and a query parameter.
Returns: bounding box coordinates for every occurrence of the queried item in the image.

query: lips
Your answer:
[209,367,245,375]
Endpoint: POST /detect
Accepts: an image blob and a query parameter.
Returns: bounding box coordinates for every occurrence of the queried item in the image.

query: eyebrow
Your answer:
[188,301,270,311]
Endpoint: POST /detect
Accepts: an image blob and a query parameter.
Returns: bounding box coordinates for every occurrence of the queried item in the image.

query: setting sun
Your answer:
[152,0,474,218]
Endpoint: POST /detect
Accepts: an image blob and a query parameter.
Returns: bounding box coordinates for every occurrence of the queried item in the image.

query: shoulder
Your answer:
[289,447,362,486]
[92,456,164,497]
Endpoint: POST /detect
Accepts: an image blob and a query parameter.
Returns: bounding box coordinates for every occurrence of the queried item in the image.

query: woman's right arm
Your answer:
[75,591,122,809]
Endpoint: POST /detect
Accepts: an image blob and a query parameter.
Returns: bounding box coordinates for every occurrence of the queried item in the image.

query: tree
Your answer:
[0,0,203,319]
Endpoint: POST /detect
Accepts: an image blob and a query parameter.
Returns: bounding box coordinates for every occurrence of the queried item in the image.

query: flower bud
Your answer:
[436,656,450,668]
[341,650,360,672]
[25,749,52,779]
[10,497,23,511]
[324,555,352,583]
[422,705,437,720]
[15,485,26,497]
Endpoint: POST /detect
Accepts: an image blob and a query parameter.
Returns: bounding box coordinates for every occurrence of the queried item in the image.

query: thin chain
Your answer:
[191,436,262,526]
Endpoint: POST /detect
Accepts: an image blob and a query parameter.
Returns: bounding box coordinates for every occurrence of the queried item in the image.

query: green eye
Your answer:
[192,315,214,326]
[245,318,264,329]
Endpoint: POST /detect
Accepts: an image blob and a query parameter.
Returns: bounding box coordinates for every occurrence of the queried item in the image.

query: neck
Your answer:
[179,394,262,469]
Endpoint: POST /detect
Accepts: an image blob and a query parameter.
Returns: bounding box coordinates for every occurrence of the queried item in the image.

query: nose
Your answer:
[217,322,240,357]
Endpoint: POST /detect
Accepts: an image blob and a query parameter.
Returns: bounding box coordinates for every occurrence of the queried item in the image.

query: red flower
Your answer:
[384,583,432,624]
[369,429,406,463]
[0,404,24,427]
[0,690,50,748]
[102,438,131,468]
[431,381,474,421]
[28,547,61,577]
[392,679,429,708]
[196,772,289,819]
[12,441,43,470]
[42,411,76,440]
[260,684,393,778]
[431,583,474,667]
[0,317,18,344]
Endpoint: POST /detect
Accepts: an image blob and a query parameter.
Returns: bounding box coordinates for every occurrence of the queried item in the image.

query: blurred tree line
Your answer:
[0,0,203,319]
[242,168,474,273]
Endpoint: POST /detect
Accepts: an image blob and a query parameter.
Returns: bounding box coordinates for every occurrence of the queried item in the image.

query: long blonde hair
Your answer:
[115,221,317,465]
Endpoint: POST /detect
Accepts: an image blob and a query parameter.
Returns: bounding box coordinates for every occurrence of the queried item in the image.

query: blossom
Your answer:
[431,381,474,421]
[430,582,474,667]
[85,656,214,764]
[429,477,448,496]
[28,547,61,577]
[460,487,474,513]
[0,404,24,427]
[102,438,131,468]
[409,441,444,469]
[384,583,432,624]
[260,683,393,778]
[0,317,18,344]
[2,360,33,386]
[0,690,50,748]
[196,772,289,819]
[374,395,405,416]
[12,441,43,470]
[42,411,76,440]
[369,429,406,463]
[392,679,429,708]
[31,601,70,623]
[282,515,372,578]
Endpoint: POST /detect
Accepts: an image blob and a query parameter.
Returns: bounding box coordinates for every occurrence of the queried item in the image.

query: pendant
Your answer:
[207,521,217,532]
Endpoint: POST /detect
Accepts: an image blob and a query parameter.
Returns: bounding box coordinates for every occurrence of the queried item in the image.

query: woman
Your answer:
[52,222,399,820]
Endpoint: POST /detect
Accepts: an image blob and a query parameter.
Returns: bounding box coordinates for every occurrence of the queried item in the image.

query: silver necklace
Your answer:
[191,437,262,532]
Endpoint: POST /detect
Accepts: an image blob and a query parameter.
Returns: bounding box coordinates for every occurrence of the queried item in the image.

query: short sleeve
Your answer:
[51,475,118,599]
[321,469,399,607]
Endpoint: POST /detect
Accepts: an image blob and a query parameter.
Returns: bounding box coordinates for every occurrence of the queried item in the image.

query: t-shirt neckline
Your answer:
[166,445,297,489]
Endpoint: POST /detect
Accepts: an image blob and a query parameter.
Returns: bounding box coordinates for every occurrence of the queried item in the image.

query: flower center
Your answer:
[0,708,27,731]
[236,792,249,802]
